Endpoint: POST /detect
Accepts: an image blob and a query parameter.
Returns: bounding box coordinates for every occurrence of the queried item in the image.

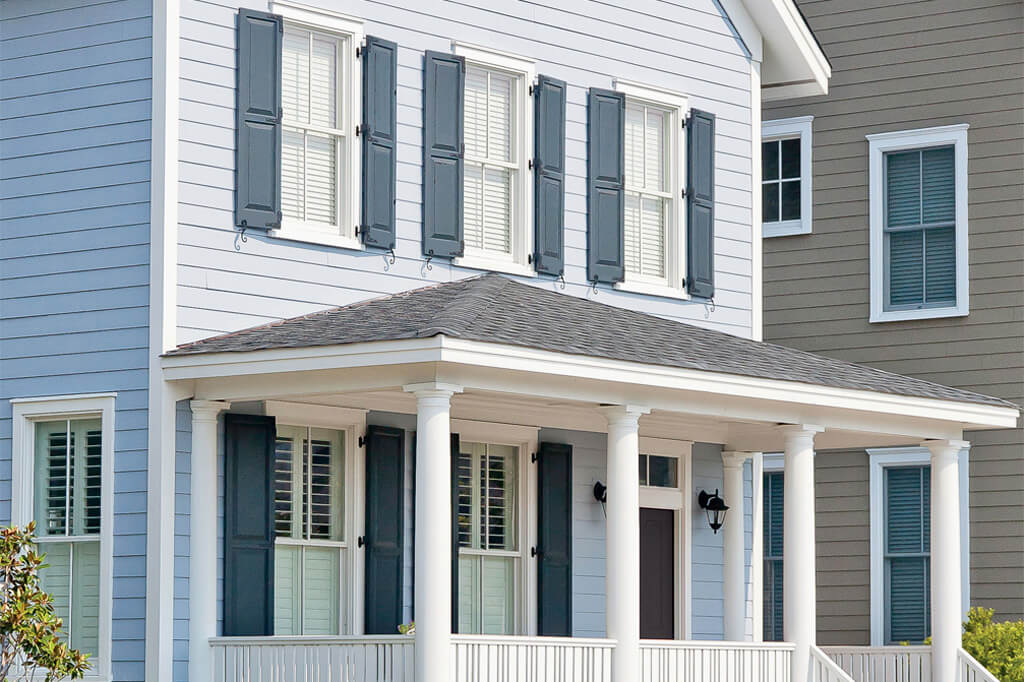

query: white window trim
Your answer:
[269,0,364,250]
[451,42,537,278]
[451,419,539,635]
[263,401,367,634]
[11,393,116,682]
[761,116,812,238]
[867,124,969,323]
[867,446,970,646]
[612,78,689,300]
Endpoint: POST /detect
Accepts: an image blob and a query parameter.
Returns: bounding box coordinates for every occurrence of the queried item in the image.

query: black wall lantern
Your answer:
[593,481,607,503]
[698,489,729,534]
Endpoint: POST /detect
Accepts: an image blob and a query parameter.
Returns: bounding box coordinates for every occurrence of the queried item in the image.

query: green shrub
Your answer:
[962,607,1024,682]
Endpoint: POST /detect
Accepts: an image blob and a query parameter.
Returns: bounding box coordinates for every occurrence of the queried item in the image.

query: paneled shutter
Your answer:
[223,413,277,636]
[235,9,283,230]
[686,109,715,298]
[364,425,405,634]
[423,51,465,259]
[587,88,625,284]
[537,442,573,636]
[361,36,398,250]
[450,433,461,633]
[533,76,567,276]
[885,466,931,644]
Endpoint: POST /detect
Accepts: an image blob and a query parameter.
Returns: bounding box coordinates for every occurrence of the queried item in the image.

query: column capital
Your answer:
[403,382,463,399]
[921,439,970,460]
[776,423,824,446]
[721,451,753,469]
[598,404,650,427]
[189,400,230,422]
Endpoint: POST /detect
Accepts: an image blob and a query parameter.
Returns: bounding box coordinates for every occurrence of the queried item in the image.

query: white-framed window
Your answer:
[761,116,812,237]
[11,394,115,681]
[867,446,969,646]
[867,125,969,323]
[272,1,363,249]
[612,79,687,299]
[452,43,536,277]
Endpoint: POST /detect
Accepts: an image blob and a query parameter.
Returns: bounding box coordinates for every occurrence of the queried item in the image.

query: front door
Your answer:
[640,507,675,639]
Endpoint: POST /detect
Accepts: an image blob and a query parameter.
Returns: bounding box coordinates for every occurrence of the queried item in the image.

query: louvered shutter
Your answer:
[450,433,461,633]
[537,442,573,636]
[534,76,567,276]
[361,36,398,249]
[235,9,283,230]
[364,425,405,634]
[885,466,931,644]
[224,413,277,636]
[423,51,465,259]
[587,88,625,283]
[686,109,715,298]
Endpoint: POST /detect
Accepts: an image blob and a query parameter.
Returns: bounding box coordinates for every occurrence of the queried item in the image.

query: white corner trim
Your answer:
[750,62,763,340]
[762,116,812,238]
[12,394,117,682]
[867,445,970,645]
[867,125,970,323]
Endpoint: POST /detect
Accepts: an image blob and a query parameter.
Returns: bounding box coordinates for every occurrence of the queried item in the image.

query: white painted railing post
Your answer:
[925,440,968,682]
[405,383,462,682]
[780,424,824,682]
[189,400,230,682]
[722,451,752,642]
[601,405,649,682]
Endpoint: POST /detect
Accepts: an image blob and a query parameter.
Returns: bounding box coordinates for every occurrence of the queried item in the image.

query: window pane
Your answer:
[640,197,666,278]
[888,556,930,643]
[886,151,921,228]
[481,556,516,634]
[34,419,102,537]
[647,455,677,488]
[456,448,476,549]
[282,130,305,220]
[39,541,100,657]
[302,546,340,634]
[482,167,511,254]
[306,428,344,541]
[625,105,645,190]
[645,108,666,191]
[39,543,71,640]
[780,138,801,179]
[781,180,801,221]
[762,182,780,223]
[464,68,488,158]
[888,229,924,307]
[488,72,513,162]
[282,28,310,124]
[762,140,779,181]
[482,444,517,551]
[921,147,955,224]
[886,466,929,555]
[624,193,641,274]
[274,544,302,634]
[305,133,337,227]
[458,555,481,633]
[310,35,338,129]
[924,226,956,304]
[274,433,297,538]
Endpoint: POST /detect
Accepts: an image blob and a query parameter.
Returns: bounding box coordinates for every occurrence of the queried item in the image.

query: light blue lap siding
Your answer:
[0,0,153,679]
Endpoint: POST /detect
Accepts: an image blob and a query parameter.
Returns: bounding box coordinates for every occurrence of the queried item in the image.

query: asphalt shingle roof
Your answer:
[167,274,1015,409]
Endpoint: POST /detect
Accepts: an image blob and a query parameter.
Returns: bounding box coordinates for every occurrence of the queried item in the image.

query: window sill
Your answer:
[613,279,689,301]
[454,254,536,278]
[870,305,968,323]
[763,219,811,238]
[268,225,364,251]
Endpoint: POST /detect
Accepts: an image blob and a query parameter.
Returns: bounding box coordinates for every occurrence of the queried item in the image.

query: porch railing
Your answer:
[822,646,932,682]
[812,645,856,682]
[957,647,1000,682]
[209,635,415,682]
[451,634,614,682]
[639,640,794,682]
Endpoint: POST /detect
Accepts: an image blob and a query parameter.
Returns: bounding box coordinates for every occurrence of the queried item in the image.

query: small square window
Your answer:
[762,117,813,238]
[639,454,678,488]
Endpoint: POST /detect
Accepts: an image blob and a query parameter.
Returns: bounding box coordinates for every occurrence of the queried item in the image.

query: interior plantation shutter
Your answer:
[537,442,573,636]
[587,88,626,284]
[885,466,931,644]
[686,109,715,298]
[533,75,567,276]
[235,9,283,230]
[763,471,784,641]
[450,433,461,633]
[223,413,277,636]
[363,425,406,634]
[423,51,465,259]
[360,36,398,250]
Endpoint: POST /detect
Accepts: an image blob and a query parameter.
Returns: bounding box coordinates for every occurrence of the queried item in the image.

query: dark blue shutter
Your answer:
[235,9,283,230]
[885,466,931,644]
[762,471,784,641]
[223,413,276,636]
[364,425,405,634]
[537,442,573,636]
[534,76,567,276]
[587,88,625,284]
[450,433,461,633]
[361,36,398,250]
[423,51,465,259]
[686,109,715,298]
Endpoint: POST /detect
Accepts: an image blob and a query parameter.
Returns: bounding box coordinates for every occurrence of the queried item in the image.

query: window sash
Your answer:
[34,419,102,539]
[274,542,345,635]
[623,100,674,283]
[274,426,345,542]
[36,538,101,656]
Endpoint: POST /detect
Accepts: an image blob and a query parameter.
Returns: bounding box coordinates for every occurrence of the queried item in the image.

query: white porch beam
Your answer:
[722,451,752,642]
[601,405,649,682]
[188,399,230,682]
[781,424,823,682]
[926,439,968,682]
[405,383,462,682]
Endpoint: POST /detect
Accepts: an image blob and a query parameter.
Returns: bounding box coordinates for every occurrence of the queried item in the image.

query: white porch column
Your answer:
[600,405,649,682]
[722,451,752,642]
[925,439,967,682]
[780,424,823,682]
[188,400,230,682]
[405,383,462,682]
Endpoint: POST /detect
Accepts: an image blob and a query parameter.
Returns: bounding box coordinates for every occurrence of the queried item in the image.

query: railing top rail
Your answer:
[821,646,932,654]
[450,634,617,647]
[958,647,1000,682]
[640,639,796,651]
[209,635,414,646]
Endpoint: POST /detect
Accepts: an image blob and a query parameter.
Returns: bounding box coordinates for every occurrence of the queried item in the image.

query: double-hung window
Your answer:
[454,45,535,275]
[868,125,969,322]
[273,424,346,635]
[456,441,521,634]
[614,80,687,297]
[761,117,812,237]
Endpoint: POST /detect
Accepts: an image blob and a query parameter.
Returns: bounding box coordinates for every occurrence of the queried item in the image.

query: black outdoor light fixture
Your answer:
[593,481,607,503]
[698,489,729,534]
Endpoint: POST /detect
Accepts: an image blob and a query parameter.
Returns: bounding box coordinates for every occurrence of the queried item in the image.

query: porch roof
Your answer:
[167,274,1014,411]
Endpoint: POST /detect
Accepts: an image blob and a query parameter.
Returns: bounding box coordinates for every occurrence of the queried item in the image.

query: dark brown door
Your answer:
[640,507,675,639]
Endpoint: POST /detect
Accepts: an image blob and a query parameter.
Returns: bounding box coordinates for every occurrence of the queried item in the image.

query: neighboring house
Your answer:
[761,0,1024,650]
[0,3,1015,682]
